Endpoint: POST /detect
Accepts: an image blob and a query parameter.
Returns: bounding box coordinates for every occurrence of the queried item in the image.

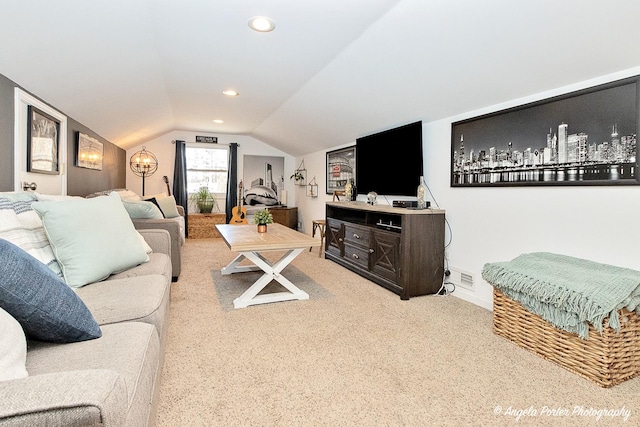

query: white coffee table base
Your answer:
[221,248,309,309]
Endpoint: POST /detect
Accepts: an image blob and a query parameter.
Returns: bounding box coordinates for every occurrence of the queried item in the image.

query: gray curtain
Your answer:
[173,140,188,237]
[225,142,239,224]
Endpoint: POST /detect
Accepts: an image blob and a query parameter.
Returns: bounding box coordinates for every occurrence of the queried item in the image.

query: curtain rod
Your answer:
[171,140,238,147]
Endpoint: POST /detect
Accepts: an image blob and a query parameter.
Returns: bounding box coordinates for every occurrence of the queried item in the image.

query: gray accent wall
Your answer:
[0,74,15,190]
[0,72,125,194]
[67,120,126,196]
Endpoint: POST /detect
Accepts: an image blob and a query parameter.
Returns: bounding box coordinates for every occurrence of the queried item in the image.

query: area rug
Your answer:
[211,265,332,311]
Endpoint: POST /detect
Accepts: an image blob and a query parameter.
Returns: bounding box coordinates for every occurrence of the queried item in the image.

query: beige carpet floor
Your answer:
[157,238,640,426]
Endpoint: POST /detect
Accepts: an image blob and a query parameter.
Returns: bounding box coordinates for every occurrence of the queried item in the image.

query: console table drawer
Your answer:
[343,243,370,270]
[343,224,370,247]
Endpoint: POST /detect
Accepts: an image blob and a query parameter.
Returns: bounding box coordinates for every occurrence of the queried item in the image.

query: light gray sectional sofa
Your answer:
[0,192,173,426]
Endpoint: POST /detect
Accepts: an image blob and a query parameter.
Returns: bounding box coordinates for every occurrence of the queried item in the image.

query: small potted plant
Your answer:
[253,208,273,233]
[290,170,305,185]
[190,186,218,214]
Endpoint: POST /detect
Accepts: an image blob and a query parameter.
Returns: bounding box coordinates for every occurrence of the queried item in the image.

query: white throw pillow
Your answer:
[0,197,63,278]
[0,307,28,381]
[157,195,181,218]
[31,193,150,288]
[137,231,153,254]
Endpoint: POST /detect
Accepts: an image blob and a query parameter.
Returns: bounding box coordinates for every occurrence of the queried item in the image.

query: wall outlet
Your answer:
[448,266,475,291]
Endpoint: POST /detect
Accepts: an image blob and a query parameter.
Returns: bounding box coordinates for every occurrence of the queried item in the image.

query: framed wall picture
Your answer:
[326,145,355,194]
[451,76,639,187]
[306,177,318,197]
[242,155,285,206]
[76,132,104,170]
[27,105,60,175]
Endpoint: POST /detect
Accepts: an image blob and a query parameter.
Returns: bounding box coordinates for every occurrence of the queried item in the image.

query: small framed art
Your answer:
[27,105,60,174]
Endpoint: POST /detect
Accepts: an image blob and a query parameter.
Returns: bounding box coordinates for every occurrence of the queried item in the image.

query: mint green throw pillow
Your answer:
[0,192,37,203]
[121,199,164,219]
[31,193,149,288]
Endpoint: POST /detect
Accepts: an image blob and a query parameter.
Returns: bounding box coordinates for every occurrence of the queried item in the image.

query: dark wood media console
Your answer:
[325,202,445,300]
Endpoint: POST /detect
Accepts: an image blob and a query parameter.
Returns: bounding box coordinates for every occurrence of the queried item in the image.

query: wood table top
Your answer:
[216,223,320,252]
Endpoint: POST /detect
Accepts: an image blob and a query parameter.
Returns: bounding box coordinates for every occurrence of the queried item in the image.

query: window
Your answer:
[186,145,228,195]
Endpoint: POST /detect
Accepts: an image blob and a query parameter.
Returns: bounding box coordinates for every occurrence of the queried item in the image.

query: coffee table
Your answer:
[215,223,321,308]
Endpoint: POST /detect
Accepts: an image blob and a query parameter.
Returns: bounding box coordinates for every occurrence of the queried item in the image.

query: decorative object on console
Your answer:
[451,75,640,187]
[76,132,103,170]
[417,176,427,209]
[27,105,60,175]
[306,176,318,197]
[253,208,273,233]
[367,191,377,205]
[129,146,158,196]
[326,145,355,194]
[344,179,352,200]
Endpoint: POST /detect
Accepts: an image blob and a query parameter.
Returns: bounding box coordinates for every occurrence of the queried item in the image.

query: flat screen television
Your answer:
[355,121,424,196]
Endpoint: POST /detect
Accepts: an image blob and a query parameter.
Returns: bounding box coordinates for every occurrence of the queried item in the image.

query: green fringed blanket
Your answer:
[482,252,640,339]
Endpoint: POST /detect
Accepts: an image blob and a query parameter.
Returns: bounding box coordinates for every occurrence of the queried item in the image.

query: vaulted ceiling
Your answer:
[1,1,640,156]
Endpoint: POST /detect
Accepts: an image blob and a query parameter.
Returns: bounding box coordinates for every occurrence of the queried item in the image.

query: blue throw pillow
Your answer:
[0,239,102,343]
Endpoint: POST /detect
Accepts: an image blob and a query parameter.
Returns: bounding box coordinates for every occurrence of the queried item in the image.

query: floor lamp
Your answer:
[129,146,158,196]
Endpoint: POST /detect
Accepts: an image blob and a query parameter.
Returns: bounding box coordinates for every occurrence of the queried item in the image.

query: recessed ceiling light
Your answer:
[248,16,275,32]
[222,90,239,96]
[213,119,224,124]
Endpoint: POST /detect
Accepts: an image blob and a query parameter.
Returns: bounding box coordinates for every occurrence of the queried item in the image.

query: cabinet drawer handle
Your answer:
[353,233,360,239]
[352,253,359,259]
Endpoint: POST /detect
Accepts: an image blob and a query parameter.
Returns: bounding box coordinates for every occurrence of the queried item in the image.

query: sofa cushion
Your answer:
[31,193,149,288]
[0,239,101,343]
[0,197,62,278]
[76,274,170,339]
[107,253,172,283]
[22,322,159,427]
[0,307,28,381]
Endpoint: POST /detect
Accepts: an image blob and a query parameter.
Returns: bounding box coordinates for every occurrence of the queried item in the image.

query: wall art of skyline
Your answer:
[451,77,639,186]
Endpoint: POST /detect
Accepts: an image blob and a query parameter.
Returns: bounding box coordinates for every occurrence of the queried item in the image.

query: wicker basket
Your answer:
[493,288,640,388]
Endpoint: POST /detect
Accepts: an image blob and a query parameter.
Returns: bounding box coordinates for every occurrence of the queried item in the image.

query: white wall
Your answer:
[296,67,640,310]
[126,130,296,212]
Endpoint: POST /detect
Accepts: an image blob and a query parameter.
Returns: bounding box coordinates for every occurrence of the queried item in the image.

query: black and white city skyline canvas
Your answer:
[451,76,639,186]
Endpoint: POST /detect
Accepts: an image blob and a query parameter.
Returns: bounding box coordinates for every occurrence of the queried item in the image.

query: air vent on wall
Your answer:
[449,267,474,291]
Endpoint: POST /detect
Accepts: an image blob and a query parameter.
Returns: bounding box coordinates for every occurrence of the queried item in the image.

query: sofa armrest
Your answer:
[138,229,171,258]
[132,219,182,281]
[0,370,127,426]
[176,205,185,217]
